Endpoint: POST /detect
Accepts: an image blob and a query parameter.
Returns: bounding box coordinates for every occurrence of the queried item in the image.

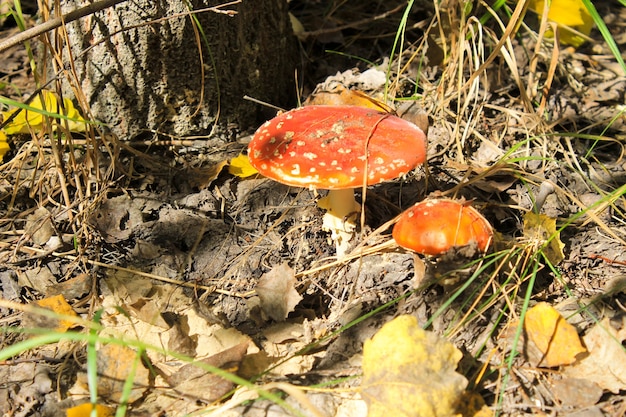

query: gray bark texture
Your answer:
[57,0,297,139]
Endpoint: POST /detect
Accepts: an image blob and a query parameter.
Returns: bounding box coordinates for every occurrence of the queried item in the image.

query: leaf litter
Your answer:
[1,1,626,416]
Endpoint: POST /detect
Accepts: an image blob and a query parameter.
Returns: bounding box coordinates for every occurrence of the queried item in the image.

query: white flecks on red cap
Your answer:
[248,105,427,190]
[392,199,493,256]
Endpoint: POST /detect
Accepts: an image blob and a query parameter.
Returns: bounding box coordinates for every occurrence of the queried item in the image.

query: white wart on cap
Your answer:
[248,105,427,189]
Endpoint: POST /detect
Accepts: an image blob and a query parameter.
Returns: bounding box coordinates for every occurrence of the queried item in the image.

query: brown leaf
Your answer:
[255,263,302,321]
[564,316,626,393]
[91,195,144,243]
[25,207,54,245]
[167,342,248,401]
[128,298,170,328]
[95,344,151,403]
[238,351,276,380]
[46,273,92,300]
[550,377,603,407]
[263,322,304,344]
[304,84,392,112]
[166,316,197,357]
[184,161,229,189]
[456,391,494,417]
[17,266,56,295]
[395,101,430,134]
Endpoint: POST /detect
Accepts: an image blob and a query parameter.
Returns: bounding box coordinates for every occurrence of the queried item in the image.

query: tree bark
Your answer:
[56,0,297,139]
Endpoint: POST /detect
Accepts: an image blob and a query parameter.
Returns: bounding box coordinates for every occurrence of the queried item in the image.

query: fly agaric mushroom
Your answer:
[392,199,493,256]
[248,105,427,257]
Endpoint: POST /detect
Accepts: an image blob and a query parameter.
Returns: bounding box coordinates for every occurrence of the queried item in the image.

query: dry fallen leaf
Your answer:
[167,342,248,401]
[94,271,258,415]
[258,322,316,376]
[46,273,92,300]
[25,295,79,333]
[550,377,603,408]
[94,344,151,403]
[184,161,229,189]
[238,351,276,380]
[1,362,53,413]
[0,130,9,159]
[17,266,56,297]
[166,316,197,357]
[528,0,594,46]
[564,316,626,393]
[228,153,259,178]
[66,403,115,417]
[288,12,306,40]
[457,391,493,417]
[2,90,88,134]
[102,270,155,307]
[255,263,302,321]
[524,302,586,367]
[304,84,392,112]
[361,315,468,417]
[92,194,144,243]
[523,212,565,265]
[25,207,54,245]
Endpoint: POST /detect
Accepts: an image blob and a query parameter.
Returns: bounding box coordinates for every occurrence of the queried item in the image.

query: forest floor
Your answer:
[1,1,626,416]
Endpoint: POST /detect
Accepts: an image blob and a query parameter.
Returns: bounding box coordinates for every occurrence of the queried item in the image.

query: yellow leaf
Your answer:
[457,391,494,417]
[0,130,9,159]
[528,0,594,46]
[289,12,306,41]
[34,294,79,333]
[228,153,259,178]
[95,344,150,402]
[523,212,565,265]
[2,90,87,135]
[361,315,468,417]
[66,403,115,417]
[525,302,586,368]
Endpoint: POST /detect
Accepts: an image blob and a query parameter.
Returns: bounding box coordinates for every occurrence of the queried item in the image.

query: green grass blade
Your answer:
[581,0,626,75]
[385,0,415,101]
[0,326,302,416]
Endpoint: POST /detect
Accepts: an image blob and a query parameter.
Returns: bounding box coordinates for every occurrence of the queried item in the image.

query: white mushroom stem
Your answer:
[318,188,361,258]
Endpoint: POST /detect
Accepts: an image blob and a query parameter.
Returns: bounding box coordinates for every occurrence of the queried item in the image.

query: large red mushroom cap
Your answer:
[248,105,427,258]
[392,199,493,256]
[248,105,427,189]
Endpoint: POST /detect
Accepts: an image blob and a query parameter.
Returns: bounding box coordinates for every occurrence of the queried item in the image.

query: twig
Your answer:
[0,241,254,298]
[589,254,626,266]
[300,3,405,38]
[0,0,127,53]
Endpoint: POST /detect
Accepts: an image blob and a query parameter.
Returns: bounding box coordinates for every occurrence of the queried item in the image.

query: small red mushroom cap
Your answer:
[248,105,427,189]
[392,199,493,256]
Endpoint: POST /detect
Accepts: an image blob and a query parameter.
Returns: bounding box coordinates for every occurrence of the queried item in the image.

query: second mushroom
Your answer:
[248,105,427,257]
[392,198,493,257]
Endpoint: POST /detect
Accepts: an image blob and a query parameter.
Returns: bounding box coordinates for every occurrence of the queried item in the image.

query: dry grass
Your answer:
[1,0,626,415]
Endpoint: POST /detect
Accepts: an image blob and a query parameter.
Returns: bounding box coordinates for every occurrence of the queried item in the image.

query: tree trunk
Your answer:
[56,0,297,139]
